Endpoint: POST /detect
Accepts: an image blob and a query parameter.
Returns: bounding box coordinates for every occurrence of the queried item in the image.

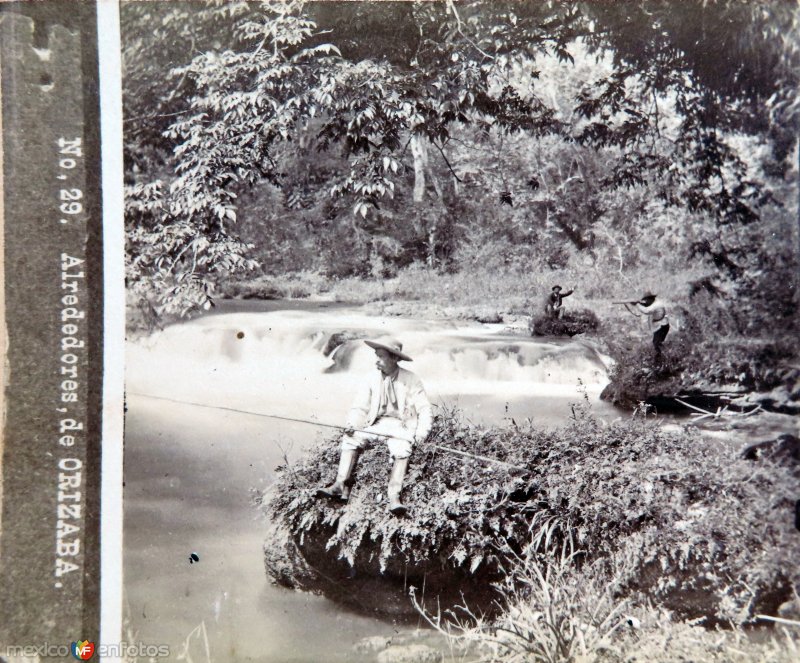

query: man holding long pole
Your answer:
[316,337,433,516]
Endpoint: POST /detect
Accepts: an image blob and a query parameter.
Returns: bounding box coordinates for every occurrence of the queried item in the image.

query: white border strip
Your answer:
[97,0,125,654]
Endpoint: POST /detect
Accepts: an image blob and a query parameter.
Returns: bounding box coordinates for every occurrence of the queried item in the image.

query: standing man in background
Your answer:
[624,292,670,354]
[317,336,433,515]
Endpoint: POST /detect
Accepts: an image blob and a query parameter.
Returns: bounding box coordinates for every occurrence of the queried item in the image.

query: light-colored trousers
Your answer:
[341,416,414,459]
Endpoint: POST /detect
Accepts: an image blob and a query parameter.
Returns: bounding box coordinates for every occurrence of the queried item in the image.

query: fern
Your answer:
[260,408,799,622]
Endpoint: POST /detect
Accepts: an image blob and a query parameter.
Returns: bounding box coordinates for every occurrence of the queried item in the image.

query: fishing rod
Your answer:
[127,392,527,471]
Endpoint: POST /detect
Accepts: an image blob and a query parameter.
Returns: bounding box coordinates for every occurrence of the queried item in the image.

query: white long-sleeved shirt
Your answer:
[346,367,433,442]
[636,301,669,332]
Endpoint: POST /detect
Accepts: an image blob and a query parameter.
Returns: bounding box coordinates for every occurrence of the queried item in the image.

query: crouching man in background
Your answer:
[317,336,433,515]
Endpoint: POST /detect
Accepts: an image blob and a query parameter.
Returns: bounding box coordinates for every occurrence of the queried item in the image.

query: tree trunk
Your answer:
[411,134,427,203]
[411,135,443,267]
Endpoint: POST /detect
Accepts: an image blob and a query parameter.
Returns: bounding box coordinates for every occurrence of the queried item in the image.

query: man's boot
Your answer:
[316,450,357,501]
[387,457,410,515]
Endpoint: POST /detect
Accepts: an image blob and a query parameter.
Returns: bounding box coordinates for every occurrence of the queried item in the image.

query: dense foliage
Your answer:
[600,303,800,410]
[421,531,800,663]
[123,0,799,323]
[529,308,600,337]
[260,406,799,622]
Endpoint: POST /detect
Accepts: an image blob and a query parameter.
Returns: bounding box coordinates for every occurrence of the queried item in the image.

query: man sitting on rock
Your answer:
[544,285,574,319]
[317,336,433,515]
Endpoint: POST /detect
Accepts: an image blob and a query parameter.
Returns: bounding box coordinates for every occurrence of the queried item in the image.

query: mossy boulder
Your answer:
[530,308,600,337]
[259,409,798,623]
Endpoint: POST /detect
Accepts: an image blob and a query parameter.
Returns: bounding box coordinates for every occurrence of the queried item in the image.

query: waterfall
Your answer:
[123,306,615,660]
[126,309,610,427]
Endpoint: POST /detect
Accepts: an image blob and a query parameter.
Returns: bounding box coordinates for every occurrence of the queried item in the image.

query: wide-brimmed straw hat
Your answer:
[640,291,657,300]
[364,336,413,362]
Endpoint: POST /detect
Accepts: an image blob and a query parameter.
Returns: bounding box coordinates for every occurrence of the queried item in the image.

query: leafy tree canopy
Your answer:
[122,0,799,319]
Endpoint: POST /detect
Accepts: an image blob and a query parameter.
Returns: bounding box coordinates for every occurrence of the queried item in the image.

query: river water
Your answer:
[123,302,624,662]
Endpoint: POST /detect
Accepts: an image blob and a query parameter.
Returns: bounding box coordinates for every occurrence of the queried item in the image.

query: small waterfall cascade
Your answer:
[127,309,611,426]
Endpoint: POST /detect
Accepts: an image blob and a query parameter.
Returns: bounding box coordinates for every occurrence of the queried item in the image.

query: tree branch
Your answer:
[432,139,463,183]
[446,0,495,62]
[123,109,192,124]
[399,134,414,159]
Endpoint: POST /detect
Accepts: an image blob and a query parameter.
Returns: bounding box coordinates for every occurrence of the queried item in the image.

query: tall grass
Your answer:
[219,259,704,323]
[412,519,800,663]
[411,518,629,663]
[174,621,212,663]
[121,600,211,663]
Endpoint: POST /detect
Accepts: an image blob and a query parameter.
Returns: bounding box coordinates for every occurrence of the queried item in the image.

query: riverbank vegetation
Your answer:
[123,4,799,656]
[417,534,800,662]
[260,406,799,631]
[123,1,799,410]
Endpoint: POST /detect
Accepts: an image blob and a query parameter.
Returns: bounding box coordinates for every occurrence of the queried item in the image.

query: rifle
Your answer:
[612,300,640,305]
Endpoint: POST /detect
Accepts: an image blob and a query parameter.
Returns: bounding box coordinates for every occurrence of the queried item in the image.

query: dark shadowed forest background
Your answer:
[122,0,800,404]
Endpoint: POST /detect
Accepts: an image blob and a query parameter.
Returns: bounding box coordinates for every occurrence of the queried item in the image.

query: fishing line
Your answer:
[127,392,527,471]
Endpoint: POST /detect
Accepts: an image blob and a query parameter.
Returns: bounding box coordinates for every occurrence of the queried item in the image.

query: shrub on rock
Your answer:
[530,308,600,337]
[600,306,799,412]
[259,407,798,622]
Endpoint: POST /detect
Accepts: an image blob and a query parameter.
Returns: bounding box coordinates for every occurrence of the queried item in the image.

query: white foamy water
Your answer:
[124,307,615,661]
[126,309,610,426]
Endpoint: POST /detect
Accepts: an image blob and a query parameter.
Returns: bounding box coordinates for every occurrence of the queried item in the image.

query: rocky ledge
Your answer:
[599,331,800,415]
[258,410,799,625]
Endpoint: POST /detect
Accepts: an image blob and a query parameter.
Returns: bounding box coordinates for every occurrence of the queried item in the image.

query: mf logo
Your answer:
[71,640,95,660]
